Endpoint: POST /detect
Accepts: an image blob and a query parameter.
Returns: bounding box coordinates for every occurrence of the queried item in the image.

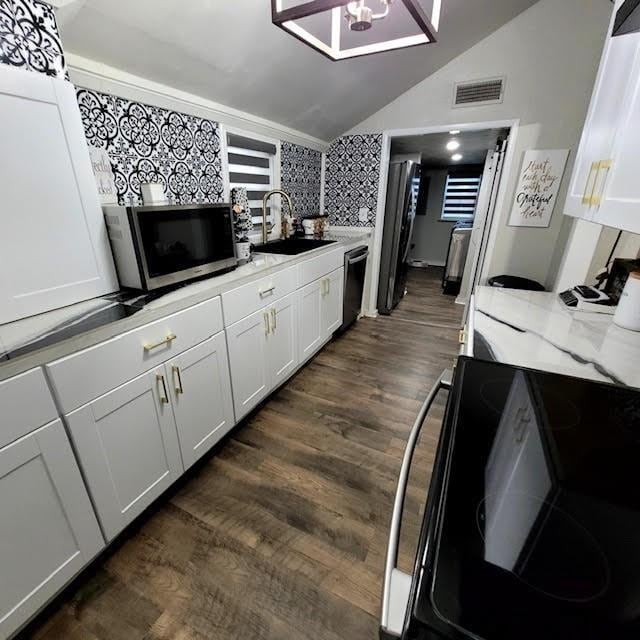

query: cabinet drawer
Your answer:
[0,368,58,449]
[298,249,343,288]
[47,297,223,414]
[222,266,297,327]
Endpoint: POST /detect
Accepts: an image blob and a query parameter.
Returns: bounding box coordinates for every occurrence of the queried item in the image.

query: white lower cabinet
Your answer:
[298,267,344,363]
[322,268,344,336]
[0,419,104,638]
[227,307,271,420]
[65,367,184,541]
[167,332,235,470]
[227,291,299,420]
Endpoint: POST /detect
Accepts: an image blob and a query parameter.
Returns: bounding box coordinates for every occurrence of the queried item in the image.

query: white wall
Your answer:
[348,0,611,289]
[409,170,455,266]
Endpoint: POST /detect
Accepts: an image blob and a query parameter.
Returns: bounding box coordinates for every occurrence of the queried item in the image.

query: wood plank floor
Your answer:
[27,268,462,640]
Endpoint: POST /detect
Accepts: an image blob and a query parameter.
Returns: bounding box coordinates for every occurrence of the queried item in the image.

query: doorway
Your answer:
[374,124,512,325]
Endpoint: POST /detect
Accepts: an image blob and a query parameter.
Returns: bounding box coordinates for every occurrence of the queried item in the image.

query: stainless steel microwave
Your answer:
[104,203,237,291]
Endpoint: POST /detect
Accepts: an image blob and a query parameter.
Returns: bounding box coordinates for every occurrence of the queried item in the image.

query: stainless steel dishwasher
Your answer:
[340,245,369,331]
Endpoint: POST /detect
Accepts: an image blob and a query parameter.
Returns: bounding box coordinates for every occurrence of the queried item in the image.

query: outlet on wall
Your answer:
[358,207,369,224]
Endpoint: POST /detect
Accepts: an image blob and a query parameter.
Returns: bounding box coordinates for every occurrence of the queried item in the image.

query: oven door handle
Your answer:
[380,369,453,639]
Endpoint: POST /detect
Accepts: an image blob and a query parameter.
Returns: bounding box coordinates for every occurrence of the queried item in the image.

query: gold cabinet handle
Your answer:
[259,285,276,298]
[459,326,467,345]
[156,374,169,404]
[264,311,270,336]
[270,307,277,333]
[144,332,177,352]
[583,161,599,205]
[172,365,184,395]
[591,159,613,208]
[321,279,328,296]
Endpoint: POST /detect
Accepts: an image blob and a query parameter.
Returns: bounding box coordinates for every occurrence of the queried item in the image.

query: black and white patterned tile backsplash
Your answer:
[281,141,322,219]
[0,0,67,78]
[324,134,382,227]
[76,88,225,205]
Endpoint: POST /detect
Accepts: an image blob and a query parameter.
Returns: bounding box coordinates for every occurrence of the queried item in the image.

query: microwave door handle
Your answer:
[380,369,452,639]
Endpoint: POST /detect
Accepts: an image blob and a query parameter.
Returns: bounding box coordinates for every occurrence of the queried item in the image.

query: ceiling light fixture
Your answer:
[271,0,442,61]
[449,129,461,135]
[451,153,463,162]
[446,140,460,151]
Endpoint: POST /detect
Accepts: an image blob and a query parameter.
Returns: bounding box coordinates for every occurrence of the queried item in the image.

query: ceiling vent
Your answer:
[453,77,505,108]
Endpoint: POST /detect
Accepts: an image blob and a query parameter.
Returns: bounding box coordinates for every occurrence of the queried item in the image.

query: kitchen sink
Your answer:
[253,237,337,255]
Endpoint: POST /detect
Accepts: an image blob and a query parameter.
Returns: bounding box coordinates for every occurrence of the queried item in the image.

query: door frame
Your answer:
[366,119,520,317]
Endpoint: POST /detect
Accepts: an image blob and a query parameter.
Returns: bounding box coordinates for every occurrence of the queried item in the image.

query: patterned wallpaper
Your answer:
[0,0,67,78]
[281,141,322,219]
[76,88,225,205]
[324,134,382,227]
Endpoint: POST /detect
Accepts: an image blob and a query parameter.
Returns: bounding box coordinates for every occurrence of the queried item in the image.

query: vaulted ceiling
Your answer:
[58,0,539,141]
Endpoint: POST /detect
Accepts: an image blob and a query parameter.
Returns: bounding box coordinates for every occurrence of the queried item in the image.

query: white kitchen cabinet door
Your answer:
[65,367,183,541]
[0,66,117,324]
[168,332,235,470]
[226,308,270,421]
[0,419,104,639]
[321,268,344,337]
[564,29,640,220]
[298,279,323,363]
[265,292,298,389]
[593,42,640,233]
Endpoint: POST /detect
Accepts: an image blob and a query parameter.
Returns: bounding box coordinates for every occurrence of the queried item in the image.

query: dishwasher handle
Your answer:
[380,369,453,639]
[347,250,369,266]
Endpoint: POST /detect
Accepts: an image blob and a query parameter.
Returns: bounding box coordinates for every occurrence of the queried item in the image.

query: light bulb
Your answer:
[449,130,461,135]
[446,140,460,151]
[451,153,463,162]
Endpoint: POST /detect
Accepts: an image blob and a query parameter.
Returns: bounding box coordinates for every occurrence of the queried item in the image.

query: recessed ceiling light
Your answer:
[451,153,463,162]
[449,130,461,135]
[446,140,460,151]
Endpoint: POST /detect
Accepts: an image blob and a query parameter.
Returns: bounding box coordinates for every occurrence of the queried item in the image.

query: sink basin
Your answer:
[253,238,337,255]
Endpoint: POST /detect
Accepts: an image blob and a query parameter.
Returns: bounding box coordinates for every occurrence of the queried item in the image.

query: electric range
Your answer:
[396,357,640,640]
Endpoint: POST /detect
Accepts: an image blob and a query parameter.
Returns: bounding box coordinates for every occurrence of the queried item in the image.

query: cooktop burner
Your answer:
[419,359,640,640]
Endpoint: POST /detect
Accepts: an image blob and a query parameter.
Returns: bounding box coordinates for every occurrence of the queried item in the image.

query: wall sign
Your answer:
[88,146,118,205]
[508,149,569,228]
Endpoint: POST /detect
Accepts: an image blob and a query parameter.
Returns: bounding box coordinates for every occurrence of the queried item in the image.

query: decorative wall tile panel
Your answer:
[0,0,67,78]
[281,141,322,219]
[76,88,225,206]
[324,134,382,227]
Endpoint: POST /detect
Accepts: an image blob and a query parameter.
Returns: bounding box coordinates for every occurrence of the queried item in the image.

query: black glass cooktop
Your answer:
[418,358,640,640]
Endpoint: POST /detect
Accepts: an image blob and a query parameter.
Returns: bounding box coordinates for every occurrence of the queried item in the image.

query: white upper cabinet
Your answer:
[167,332,235,470]
[563,0,640,233]
[565,32,640,219]
[0,67,117,324]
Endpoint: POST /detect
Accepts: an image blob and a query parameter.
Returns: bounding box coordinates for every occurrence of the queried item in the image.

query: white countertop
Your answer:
[0,232,371,382]
[473,286,640,388]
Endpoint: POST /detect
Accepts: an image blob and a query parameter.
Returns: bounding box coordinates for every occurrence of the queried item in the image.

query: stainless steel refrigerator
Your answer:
[377,160,418,315]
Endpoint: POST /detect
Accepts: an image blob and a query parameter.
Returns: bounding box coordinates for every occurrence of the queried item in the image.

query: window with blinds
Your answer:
[441,172,482,222]
[227,133,277,230]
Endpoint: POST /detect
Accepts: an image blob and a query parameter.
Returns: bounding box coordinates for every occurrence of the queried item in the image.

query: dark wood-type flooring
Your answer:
[28,267,462,640]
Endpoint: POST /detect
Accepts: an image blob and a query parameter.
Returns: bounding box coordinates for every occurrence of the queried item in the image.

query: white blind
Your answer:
[227,134,276,229]
[441,173,482,222]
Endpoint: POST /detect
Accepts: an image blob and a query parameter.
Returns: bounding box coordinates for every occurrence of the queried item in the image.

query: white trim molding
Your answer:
[66,53,329,153]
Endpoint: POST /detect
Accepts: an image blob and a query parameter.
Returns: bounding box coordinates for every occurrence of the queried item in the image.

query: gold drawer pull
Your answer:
[459,328,466,345]
[259,285,276,298]
[582,161,599,205]
[156,374,169,404]
[144,333,177,352]
[591,159,613,208]
[271,307,277,333]
[172,365,184,394]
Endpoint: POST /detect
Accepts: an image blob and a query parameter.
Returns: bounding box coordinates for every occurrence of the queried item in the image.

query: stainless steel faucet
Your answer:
[261,189,294,244]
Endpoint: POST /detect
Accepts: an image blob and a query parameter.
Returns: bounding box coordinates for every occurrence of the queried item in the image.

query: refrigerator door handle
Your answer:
[380,369,453,639]
[347,251,369,265]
